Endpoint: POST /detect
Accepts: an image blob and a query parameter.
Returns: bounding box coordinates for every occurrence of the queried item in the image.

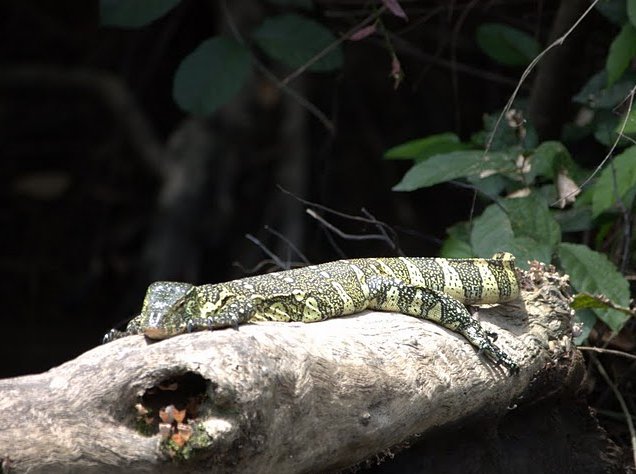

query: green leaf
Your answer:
[440,222,473,258]
[571,293,609,310]
[553,207,593,233]
[252,14,343,72]
[572,70,636,109]
[558,243,630,333]
[528,142,558,179]
[591,145,636,216]
[527,141,572,181]
[470,113,526,151]
[173,37,251,116]
[628,0,636,26]
[470,205,515,258]
[100,0,181,28]
[392,151,514,191]
[617,103,636,135]
[476,23,540,67]
[593,110,622,145]
[531,141,577,179]
[503,194,561,250]
[596,0,628,25]
[470,200,556,268]
[508,236,552,268]
[606,23,636,86]
[384,133,467,160]
[571,293,633,315]
[467,173,507,197]
[440,236,473,259]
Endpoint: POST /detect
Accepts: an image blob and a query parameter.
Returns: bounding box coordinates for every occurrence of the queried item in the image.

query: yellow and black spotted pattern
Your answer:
[104,253,520,373]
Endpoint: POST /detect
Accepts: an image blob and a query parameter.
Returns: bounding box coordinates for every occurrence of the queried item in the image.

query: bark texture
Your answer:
[0,265,608,473]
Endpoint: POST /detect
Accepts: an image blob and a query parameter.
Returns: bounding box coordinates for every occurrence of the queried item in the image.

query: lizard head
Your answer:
[138,282,243,339]
[137,281,195,339]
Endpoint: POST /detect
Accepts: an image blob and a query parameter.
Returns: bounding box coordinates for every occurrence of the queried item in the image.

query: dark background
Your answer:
[0,0,606,377]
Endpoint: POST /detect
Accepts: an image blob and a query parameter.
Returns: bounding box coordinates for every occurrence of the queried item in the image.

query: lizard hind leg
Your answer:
[421,289,518,374]
[367,276,518,374]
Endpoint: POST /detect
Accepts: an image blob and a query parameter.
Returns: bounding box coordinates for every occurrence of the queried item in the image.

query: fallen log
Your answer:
[0,264,615,473]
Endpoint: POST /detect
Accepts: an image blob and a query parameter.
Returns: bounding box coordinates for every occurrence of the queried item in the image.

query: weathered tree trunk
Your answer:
[0,265,618,473]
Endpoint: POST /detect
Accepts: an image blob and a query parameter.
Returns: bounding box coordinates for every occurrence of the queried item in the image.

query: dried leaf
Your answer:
[383,0,407,20]
[555,170,580,208]
[515,154,530,174]
[507,187,531,198]
[390,55,403,89]
[177,423,193,442]
[171,433,186,447]
[159,405,176,423]
[173,408,187,423]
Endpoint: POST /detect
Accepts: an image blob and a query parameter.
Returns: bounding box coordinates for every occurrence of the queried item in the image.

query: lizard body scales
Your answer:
[105,253,520,373]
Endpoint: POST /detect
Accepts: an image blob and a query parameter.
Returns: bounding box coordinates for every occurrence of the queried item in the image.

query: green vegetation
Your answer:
[385,4,636,342]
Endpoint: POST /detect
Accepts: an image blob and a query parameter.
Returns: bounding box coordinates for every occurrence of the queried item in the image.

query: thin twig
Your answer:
[233,258,306,275]
[448,180,509,213]
[306,209,397,247]
[552,84,636,207]
[281,6,387,86]
[323,225,348,259]
[278,186,400,242]
[361,208,402,255]
[264,225,310,264]
[245,234,289,270]
[485,0,601,156]
[607,161,632,272]
[220,0,335,133]
[396,4,444,35]
[591,356,636,468]
[578,346,636,362]
[595,408,636,423]
[389,34,522,88]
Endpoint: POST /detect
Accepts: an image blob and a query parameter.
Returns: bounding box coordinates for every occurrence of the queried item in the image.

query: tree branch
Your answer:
[0,265,585,472]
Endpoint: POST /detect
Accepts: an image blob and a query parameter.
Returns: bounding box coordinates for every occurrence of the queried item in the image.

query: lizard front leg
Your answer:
[184,296,256,333]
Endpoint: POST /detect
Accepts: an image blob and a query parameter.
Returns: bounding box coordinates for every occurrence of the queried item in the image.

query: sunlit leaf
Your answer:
[558,243,630,333]
[628,0,636,27]
[392,151,514,191]
[591,145,636,216]
[606,23,636,85]
[503,194,561,250]
[573,70,636,109]
[571,293,633,315]
[384,133,466,160]
[440,222,473,258]
[470,205,514,258]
